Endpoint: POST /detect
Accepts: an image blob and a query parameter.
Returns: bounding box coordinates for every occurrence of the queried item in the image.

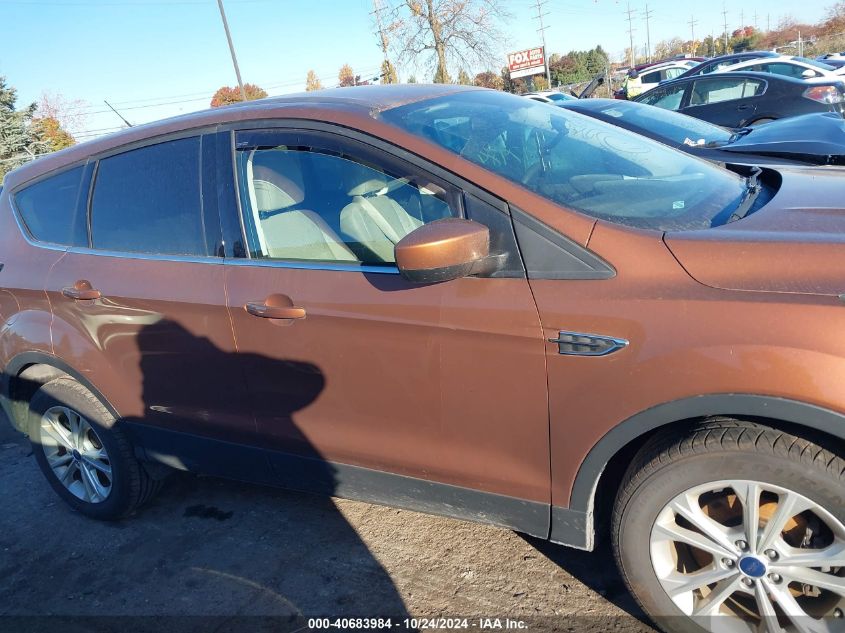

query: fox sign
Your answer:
[508,47,546,79]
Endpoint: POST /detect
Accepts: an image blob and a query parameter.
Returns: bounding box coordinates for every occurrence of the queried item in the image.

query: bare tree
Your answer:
[37,92,88,137]
[390,0,509,84]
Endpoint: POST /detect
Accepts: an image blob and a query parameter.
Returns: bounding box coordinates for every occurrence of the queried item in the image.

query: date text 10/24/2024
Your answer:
[307,618,529,630]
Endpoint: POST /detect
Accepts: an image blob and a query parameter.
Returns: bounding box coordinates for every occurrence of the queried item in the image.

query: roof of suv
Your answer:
[5,84,483,190]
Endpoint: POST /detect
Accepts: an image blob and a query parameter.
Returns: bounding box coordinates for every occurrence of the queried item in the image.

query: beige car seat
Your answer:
[247,150,356,262]
[339,178,423,263]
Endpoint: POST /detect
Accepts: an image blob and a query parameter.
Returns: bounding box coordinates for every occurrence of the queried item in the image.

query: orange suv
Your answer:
[3,85,845,632]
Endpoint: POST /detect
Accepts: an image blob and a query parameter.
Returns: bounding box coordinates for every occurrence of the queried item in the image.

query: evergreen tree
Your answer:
[0,76,48,181]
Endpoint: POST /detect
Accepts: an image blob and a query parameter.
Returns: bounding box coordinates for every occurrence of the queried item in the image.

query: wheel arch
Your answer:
[556,394,845,549]
[1,351,120,434]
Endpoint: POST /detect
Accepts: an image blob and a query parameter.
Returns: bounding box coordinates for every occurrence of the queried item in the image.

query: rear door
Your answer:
[45,134,257,475]
[681,77,766,126]
[221,126,550,533]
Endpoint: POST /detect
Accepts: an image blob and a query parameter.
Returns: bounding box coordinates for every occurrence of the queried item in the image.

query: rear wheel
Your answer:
[29,377,161,520]
[613,419,845,633]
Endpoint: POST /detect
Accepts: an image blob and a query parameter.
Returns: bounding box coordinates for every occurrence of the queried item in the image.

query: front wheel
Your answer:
[29,377,161,520]
[613,419,845,633]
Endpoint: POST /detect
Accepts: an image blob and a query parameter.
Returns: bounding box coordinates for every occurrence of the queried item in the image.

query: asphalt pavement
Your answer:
[0,409,655,632]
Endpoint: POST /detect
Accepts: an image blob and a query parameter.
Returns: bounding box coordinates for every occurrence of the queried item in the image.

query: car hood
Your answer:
[665,166,845,296]
[721,113,845,161]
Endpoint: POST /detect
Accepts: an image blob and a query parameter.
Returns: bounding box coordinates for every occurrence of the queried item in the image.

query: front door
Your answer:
[222,127,550,532]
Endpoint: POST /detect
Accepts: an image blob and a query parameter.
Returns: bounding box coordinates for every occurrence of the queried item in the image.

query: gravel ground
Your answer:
[0,410,656,633]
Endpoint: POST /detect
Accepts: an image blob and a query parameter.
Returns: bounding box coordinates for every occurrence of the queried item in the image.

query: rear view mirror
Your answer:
[395,218,491,283]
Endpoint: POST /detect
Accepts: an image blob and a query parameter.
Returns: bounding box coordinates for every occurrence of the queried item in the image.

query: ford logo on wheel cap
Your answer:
[738,556,767,578]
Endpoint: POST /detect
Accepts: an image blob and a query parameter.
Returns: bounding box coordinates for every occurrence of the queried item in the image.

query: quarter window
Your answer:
[234,134,458,265]
[639,84,686,110]
[90,137,209,256]
[15,166,88,246]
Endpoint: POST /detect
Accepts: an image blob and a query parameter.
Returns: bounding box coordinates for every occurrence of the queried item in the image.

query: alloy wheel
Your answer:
[39,405,113,504]
[650,479,845,632]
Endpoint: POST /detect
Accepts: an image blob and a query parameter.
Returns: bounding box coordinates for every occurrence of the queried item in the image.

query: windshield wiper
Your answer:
[726,127,753,145]
[726,167,763,224]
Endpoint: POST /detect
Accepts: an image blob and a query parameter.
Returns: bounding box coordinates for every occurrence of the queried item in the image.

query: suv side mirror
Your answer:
[395,218,491,283]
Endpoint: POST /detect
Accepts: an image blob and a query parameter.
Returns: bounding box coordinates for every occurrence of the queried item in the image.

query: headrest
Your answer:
[348,177,388,197]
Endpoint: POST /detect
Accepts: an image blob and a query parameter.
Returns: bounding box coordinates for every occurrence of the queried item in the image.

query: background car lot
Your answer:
[0,412,653,631]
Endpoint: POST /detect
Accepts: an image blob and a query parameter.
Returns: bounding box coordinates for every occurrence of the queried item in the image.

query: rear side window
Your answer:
[90,137,208,256]
[689,78,765,105]
[15,166,88,246]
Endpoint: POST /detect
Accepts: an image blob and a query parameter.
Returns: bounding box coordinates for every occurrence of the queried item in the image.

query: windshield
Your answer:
[381,90,746,230]
[546,92,575,101]
[585,101,733,147]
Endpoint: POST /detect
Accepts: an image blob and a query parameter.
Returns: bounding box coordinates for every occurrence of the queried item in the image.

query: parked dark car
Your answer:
[5,85,845,632]
[674,50,781,80]
[559,98,845,165]
[634,70,845,127]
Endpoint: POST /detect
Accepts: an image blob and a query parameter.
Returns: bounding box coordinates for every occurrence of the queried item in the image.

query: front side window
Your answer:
[15,166,88,246]
[639,84,686,110]
[90,137,209,256]
[382,90,747,230]
[235,134,458,265]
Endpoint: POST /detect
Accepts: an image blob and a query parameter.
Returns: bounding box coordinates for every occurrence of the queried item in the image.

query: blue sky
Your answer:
[0,0,832,140]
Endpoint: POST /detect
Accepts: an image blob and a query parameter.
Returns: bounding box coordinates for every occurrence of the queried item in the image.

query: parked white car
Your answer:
[718,55,845,79]
[624,60,699,98]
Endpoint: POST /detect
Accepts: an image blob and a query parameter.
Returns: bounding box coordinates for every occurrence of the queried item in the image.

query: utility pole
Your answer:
[216,0,246,101]
[767,14,771,32]
[103,100,132,128]
[798,30,803,57]
[753,10,758,30]
[740,9,744,28]
[625,2,637,68]
[688,16,698,55]
[532,0,552,86]
[722,4,729,54]
[642,4,654,63]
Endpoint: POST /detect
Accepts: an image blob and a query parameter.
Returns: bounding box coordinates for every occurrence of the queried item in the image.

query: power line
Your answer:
[56,65,383,118]
[532,0,552,86]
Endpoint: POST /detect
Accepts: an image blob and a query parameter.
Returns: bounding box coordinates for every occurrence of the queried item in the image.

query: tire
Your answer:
[612,419,845,633]
[28,377,162,520]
